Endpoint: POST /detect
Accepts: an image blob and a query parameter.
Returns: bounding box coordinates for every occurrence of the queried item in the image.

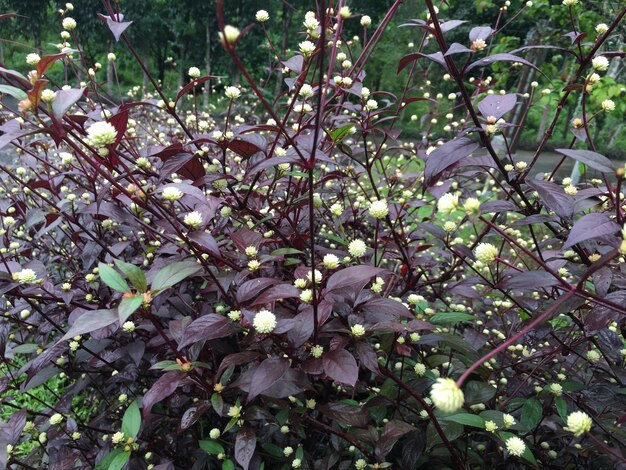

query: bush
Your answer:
[1,1,625,469]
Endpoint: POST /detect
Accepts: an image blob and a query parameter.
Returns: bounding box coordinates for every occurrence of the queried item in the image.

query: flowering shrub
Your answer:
[1,1,626,469]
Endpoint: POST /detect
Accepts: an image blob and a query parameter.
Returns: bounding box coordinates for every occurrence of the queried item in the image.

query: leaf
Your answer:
[176,76,220,103]
[499,271,560,290]
[555,397,568,422]
[143,371,186,418]
[521,398,543,430]
[247,357,289,402]
[234,428,256,470]
[430,312,475,324]
[424,137,479,186]
[322,402,369,427]
[152,260,202,291]
[329,124,356,143]
[108,451,131,470]
[199,440,225,455]
[122,401,141,439]
[61,309,118,341]
[477,94,517,120]
[466,53,540,74]
[99,263,129,293]
[445,42,472,56]
[322,349,358,387]
[180,402,211,430]
[443,413,485,428]
[469,26,493,41]
[326,265,385,292]
[555,149,615,173]
[222,460,235,470]
[94,449,127,470]
[114,259,147,292]
[464,380,496,404]
[104,16,133,41]
[526,178,574,220]
[0,84,27,100]
[375,420,415,460]
[178,314,235,349]
[564,212,620,248]
[118,295,143,323]
[52,88,84,118]
[398,52,447,73]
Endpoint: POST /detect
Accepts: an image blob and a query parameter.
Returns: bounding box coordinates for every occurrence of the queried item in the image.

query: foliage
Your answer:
[0,1,626,469]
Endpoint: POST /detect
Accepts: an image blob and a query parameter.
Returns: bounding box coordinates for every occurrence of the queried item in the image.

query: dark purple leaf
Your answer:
[356,342,381,375]
[398,52,447,73]
[322,349,358,387]
[178,314,235,349]
[282,55,304,74]
[175,76,220,103]
[61,309,118,341]
[235,428,256,470]
[250,284,301,306]
[105,17,133,41]
[424,137,479,186]
[445,43,472,56]
[555,149,615,174]
[375,420,415,460]
[477,94,517,120]
[216,351,260,378]
[498,271,560,290]
[236,278,281,304]
[321,402,369,427]
[180,401,211,430]
[440,20,468,33]
[527,178,574,220]
[326,266,386,292]
[286,309,315,348]
[143,371,186,418]
[469,26,493,41]
[564,213,620,248]
[361,297,414,320]
[479,200,518,213]
[188,231,220,257]
[466,53,540,73]
[52,88,85,118]
[247,357,289,402]
[585,291,626,334]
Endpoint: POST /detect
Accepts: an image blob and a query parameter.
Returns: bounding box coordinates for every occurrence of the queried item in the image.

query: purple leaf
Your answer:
[356,342,381,375]
[440,20,469,33]
[61,309,118,341]
[247,357,289,402]
[235,428,257,470]
[445,43,472,56]
[564,213,621,248]
[143,371,186,418]
[398,52,447,73]
[526,178,574,220]
[105,16,133,41]
[322,349,358,387]
[424,137,480,186]
[321,402,369,427]
[555,149,615,174]
[469,26,493,41]
[376,420,415,460]
[180,401,211,430]
[498,271,560,290]
[477,94,517,120]
[52,88,85,118]
[466,53,540,73]
[178,314,235,349]
[236,278,281,304]
[249,284,301,306]
[216,351,260,379]
[326,266,385,292]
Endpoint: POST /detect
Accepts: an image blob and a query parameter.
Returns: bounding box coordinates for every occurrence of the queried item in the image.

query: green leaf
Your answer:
[119,295,143,323]
[270,248,304,256]
[329,124,355,143]
[464,380,496,405]
[114,259,147,292]
[151,260,202,291]
[199,440,225,455]
[222,460,235,470]
[223,416,239,433]
[94,449,125,470]
[108,451,131,470]
[151,360,180,370]
[443,413,486,428]
[429,312,475,324]
[261,442,285,458]
[521,398,543,431]
[0,84,27,101]
[99,263,130,293]
[555,396,568,422]
[122,400,141,439]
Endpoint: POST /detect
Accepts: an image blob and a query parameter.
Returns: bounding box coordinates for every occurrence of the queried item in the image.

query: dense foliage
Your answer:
[0,0,625,469]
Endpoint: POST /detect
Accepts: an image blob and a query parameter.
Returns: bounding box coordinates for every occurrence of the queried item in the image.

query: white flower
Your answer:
[437,193,459,215]
[12,269,38,283]
[368,199,389,219]
[299,40,316,56]
[162,186,183,201]
[300,289,313,303]
[364,99,378,111]
[26,53,41,65]
[562,0,579,5]
[122,321,135,333]
[355,459,367,470]
[591,56,609,71]
[601,99,615,112]
[360,15,371,27]
[503,414,516,428]
[107,52,116,62]
[49,413,64,425]
[209,428,221,439]
[339,6,351,19]
[351,324,366,337]
[253,309,277,334]
[244,246,257,257]
[188,66,201,78]
[225,86,241,100]
[256,10,270,22]
[311,344,324,358]
[323,253,340,269]
[463,197,481,214]
[348,239,367,257]
[219,25,240,45]
[87,121,118,147]
[40,89,56,104]
[299,83,314,98]
[586,349,601,363]
[474,243,498,264]
[595,23,609,34]
[506,436,526,456]
[565,411,592,436]
[62,17,77,31]
[414,363,426,376]
[549,383,563,396]
[111,431,125,444]
[183,211,203,229]
[430,378,464,413]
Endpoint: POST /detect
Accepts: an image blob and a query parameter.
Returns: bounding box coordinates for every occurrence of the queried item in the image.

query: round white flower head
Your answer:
[505,436,526,457]
[225,86,241,100]
[183,211,203,229]
[339,6,351,19]
[219,25,240,45]
[565,411,592,436]
[364,99,378,110]
[122,321,135,333]
[595,23,609,34]
[503,413,516,428]
[87,121,118,148]
[463,197,481,214]
[107,52,116,61]
[601,99,615,112]
[355,459,367,470]
[437,193,459,215]
[414,363,426,376]
[299,40,316,56]
[188,66,201,78]
[562,0,579,5]
[62,17,77,31]
[209,428,221,439]
[430,378,464,413]
[360,15,372,27]
[12,268,38,283]
[474,243,498,264]
[40,89,56,104]
[369,199,389,219]
[26,53,41,66]
[348,239,367,257]
[323,253,340,269]
[49,413,64,425]
[162,186,183,201]
[591,56,609,71]
[253,309,277,334]
[299,83,314,98]
[351,324,366,337]
[256,10,270,22]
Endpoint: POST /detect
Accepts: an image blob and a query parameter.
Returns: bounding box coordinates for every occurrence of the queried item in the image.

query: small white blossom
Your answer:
[565,411,592,436]
[188,66,201,78]
[348,239,367,257]
[506,436,526,457]
[255,10,270,22]
[183,211,203,229]
[430,378,464,413]
[474,243,498,264]
[225,86,241,100]
[62,17,77,31]
[368,199,389,219]
[87,121,118,147]
[591,56,609,71]
[253,309,277,334]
